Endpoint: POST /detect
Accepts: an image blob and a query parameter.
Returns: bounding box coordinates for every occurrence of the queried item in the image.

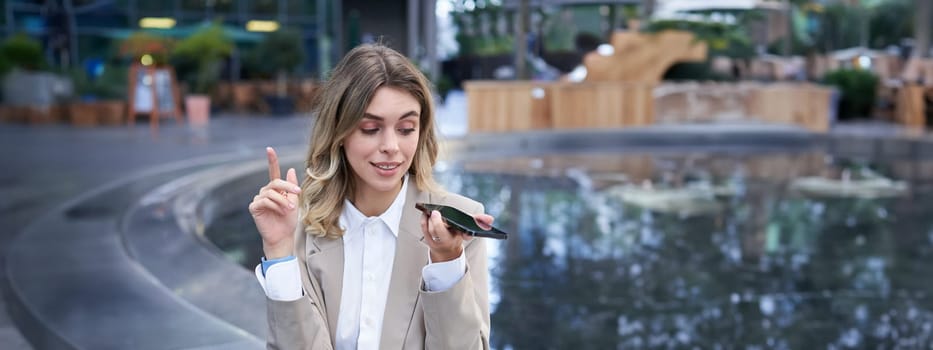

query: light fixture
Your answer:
[857,55,872,70]
[139,17,176,29]
[246,20,280,32]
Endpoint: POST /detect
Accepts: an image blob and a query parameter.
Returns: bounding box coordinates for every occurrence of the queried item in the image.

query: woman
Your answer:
[248,43,493,350]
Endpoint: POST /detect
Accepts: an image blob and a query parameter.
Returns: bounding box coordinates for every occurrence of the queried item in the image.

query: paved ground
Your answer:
[0,115,317,348]
[0,92,472,348]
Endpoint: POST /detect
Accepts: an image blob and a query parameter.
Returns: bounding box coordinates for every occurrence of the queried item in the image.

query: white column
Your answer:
[408,0,420,59]
[424,0,438,79]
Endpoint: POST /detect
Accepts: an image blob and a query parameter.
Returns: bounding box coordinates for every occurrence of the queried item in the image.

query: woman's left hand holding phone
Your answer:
[248,147,302,259]
[420,210,494,263]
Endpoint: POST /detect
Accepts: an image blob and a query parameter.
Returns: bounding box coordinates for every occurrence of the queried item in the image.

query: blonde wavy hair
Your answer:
[300,43,442,239]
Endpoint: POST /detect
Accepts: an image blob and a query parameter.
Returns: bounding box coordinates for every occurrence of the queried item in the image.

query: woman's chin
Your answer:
[361,176,404,194]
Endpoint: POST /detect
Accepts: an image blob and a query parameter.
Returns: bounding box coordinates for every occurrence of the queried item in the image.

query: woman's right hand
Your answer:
[248,147,302,259]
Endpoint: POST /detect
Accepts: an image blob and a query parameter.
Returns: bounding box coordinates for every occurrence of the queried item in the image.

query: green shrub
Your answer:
[0,54,11,77]
[1,33,45,71]
[822,68,878,119]
[171,23,233,94]
[645,19,754,59]
[93,65,128,99]
[70,64,127,101]
[251,29,305,77]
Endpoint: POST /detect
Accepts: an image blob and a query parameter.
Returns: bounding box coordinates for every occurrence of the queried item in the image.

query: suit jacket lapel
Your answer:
[380,179,431,349]
[306,234,344,343]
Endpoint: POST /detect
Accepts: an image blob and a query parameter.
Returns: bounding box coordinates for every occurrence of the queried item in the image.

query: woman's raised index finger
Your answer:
[266,147,281,181]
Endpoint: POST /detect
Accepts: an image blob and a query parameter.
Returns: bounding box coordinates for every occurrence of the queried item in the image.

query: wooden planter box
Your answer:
[465,81,655,132]
[654,83,750,124]
[51,104,68,123]
[747,83,833,132]
[0,105,66,124]
[0,105,16,123]
[69,102,99,127]
[231,81,260,113]
[214,82,233,109]
[97,100,126,126]
[549,82,654,129]
[896,84,926,129]
[464,81,552,132]
[290,79,319,113]
[466,80,830,132]
[1,106,30,123]
[25,105,57,124]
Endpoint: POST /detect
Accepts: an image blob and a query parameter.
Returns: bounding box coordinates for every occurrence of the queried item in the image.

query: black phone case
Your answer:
[415,203,508,240]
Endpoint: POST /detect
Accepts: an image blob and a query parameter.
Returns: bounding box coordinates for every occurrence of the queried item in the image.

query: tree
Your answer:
[171,23,233,95]
[253,29,305,97]
[869,0,913,49]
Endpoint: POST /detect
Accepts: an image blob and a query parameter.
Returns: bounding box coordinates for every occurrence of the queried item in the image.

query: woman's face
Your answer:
[343,86,421,198]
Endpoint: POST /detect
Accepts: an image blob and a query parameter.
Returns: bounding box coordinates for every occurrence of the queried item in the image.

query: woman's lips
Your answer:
[372,162,402,176]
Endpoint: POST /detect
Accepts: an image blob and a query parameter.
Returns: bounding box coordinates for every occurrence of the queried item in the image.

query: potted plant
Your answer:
[67,68,99,126]
[252,29,305,115]
[823,68,878,120]
[93,64,128,125]
[172,23,233,124]
[63,62,129,127]
[0,33,51,124]
[1,33,44,72]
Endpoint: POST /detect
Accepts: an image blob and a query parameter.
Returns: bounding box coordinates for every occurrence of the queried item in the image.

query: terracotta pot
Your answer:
[185,95,210,126]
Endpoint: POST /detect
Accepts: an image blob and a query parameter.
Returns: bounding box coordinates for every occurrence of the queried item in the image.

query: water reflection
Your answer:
[435,152,933,349]
[207,151,933,348]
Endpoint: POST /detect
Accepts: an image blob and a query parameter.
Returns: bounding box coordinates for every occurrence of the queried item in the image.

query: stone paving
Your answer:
[0,93,472,348]
[0,115,316,348]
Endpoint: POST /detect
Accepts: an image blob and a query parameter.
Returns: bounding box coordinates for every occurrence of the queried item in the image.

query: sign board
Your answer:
[127,64,183,127]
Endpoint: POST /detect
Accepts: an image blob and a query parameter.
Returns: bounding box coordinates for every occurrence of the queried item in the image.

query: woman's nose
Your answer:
[379,132,399,154]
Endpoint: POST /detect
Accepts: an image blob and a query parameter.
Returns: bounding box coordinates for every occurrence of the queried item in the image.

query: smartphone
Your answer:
[415,203,509,240]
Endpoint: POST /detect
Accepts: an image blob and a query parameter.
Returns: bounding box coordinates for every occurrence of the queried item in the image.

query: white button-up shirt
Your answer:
[255,177,466,349]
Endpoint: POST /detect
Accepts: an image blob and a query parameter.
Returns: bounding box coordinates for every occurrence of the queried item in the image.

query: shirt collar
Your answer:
[339,174,409,238]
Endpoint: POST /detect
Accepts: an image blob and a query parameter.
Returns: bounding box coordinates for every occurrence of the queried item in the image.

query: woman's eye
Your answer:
[361,128,379,135]
[399,128,416,135]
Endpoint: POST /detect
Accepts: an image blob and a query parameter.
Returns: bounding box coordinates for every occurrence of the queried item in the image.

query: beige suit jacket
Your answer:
[265,179,491,350]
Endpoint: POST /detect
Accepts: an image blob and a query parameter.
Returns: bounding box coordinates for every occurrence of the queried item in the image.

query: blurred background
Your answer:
[4,1,933,350]
[0,0,929,127]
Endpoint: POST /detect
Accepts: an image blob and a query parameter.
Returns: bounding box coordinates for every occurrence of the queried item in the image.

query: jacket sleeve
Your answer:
[420,201,491,350]
[265,226,335,350]
[265,295,333,350]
